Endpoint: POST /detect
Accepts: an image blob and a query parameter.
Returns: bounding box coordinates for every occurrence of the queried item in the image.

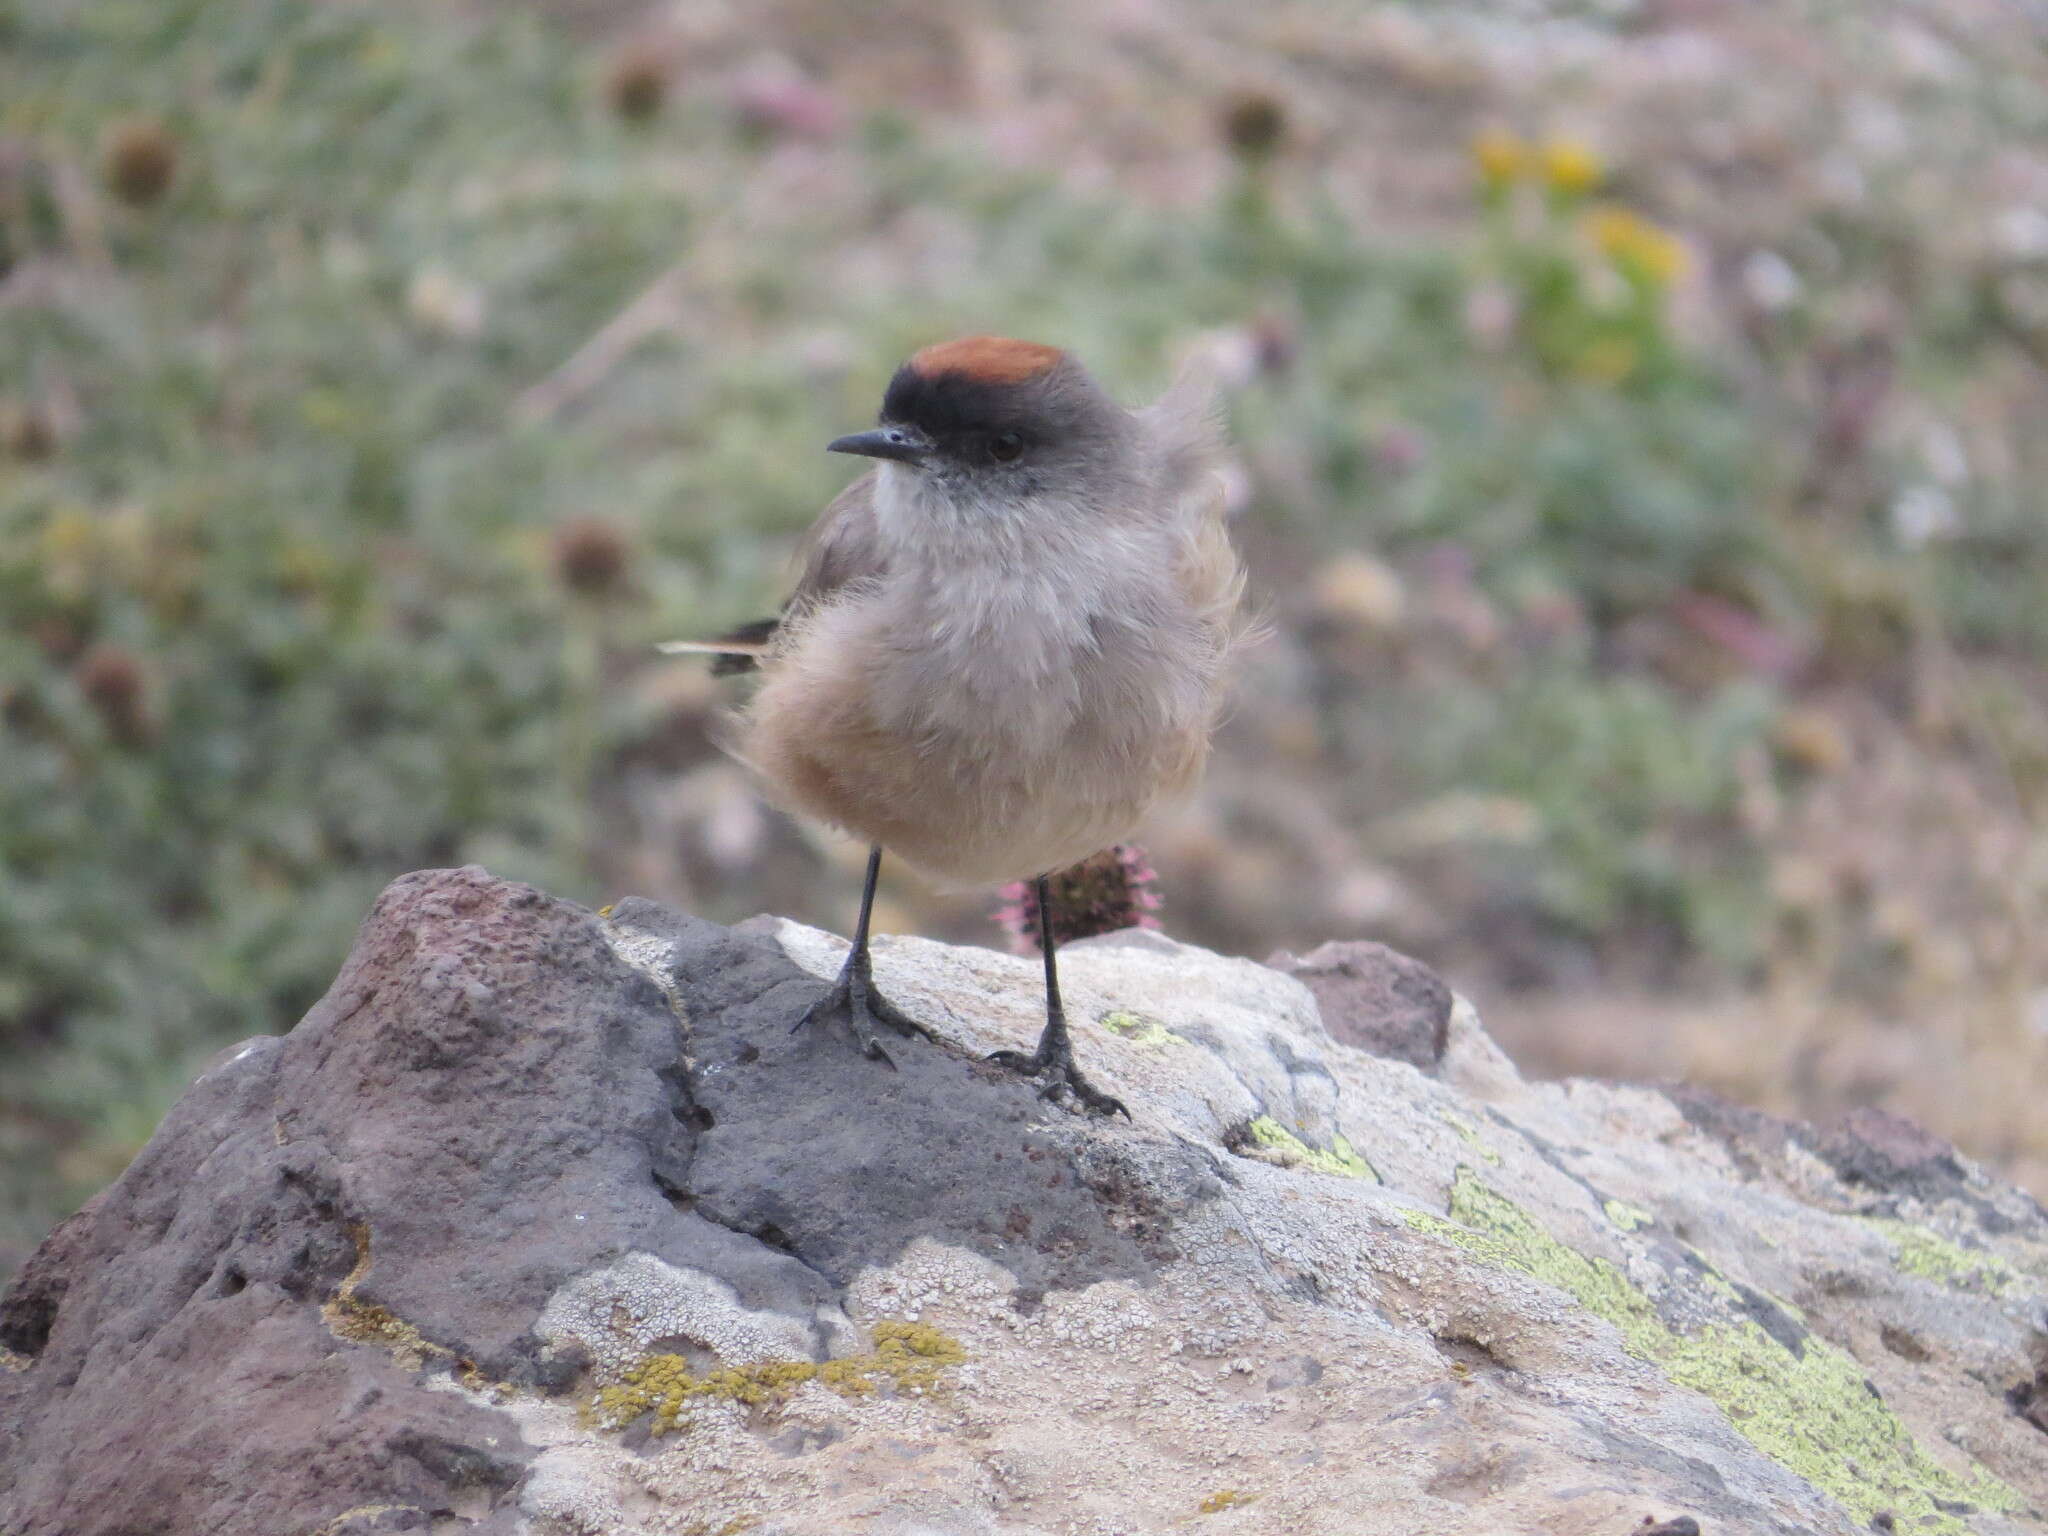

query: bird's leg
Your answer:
[988,874,1130,1118]
[797,844,929,1065]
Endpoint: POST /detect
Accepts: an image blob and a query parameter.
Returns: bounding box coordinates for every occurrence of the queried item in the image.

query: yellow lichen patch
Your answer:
[1198,1488,1257,1513]
[1402,1167,2021,1535]
[1,1345,31,1373]
[1440,1111,1502,1166]
[1602,1198,1653,1232]
[589,1320,967,1437]
[1241,1116,1378,1181]
[329,1294,436,1367]
[322,1221,486,1383]
[323,1223,431,1367]
[309,1505,434,1536]
[1099,1009,1189,1048]
[1863,1217,2022,1297]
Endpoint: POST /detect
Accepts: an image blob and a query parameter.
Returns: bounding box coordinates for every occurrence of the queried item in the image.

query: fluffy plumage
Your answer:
[725,341,1247,887]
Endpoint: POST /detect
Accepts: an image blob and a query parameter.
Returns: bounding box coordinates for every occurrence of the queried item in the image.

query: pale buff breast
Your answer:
[739,590,1221,888]
[740,451,1245,888]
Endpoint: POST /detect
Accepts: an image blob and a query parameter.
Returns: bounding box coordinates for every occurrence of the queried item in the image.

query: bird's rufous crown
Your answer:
[908,336,1064,386]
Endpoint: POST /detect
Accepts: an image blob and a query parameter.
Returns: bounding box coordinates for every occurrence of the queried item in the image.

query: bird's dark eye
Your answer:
[988,431,1024,463]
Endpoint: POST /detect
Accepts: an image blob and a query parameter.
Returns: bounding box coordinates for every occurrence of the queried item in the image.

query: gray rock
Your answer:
[5,866,2048,1536]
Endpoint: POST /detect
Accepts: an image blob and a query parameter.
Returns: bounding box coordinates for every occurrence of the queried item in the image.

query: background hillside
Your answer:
[6,0,2048,1277]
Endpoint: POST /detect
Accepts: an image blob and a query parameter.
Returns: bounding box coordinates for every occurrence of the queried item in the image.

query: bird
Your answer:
[663,335,1246,1115]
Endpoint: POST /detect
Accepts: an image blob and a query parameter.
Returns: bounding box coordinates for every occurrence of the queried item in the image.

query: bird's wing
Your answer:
[658,470,886,676]
[788,468,887,610]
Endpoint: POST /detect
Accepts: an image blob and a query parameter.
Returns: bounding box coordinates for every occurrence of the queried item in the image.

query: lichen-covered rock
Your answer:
[4,868,2047,1535]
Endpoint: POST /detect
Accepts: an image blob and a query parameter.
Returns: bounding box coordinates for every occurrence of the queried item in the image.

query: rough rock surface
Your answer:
[1267,937,1454,1070]
[4,866,2048,1535]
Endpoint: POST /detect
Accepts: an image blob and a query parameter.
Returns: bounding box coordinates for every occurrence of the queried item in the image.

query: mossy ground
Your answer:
[589,1320,967,1437]
[1404,1167,2022,1534]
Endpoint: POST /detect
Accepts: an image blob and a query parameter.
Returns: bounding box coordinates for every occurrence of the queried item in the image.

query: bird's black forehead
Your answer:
[880,366,1040,439]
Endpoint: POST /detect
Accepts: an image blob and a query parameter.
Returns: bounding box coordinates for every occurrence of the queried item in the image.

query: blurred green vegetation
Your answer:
[6,0,2048,1270]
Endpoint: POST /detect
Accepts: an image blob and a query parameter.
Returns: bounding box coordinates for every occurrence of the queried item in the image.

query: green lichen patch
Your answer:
[588,1320,967,1437]
[1240,1116,1378,1181]
[1603,1198,1653,1231]
[1402,1166,2020,1534]
[1863,1217,2022,1297]
[1440,1111,1503,1165]
[1098,1009,1189,1048]
[1692,1262,1747,1308]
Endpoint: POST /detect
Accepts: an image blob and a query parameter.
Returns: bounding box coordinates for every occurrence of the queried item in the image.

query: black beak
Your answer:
[827,426,930,464]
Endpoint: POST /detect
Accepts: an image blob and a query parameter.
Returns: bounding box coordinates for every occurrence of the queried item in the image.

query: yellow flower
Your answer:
[1471,128,1528,191]
[1539,139,1602,197]
[1584,205,1688,288]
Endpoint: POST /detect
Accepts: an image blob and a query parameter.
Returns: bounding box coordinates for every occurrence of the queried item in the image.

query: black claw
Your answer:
[795,961,929,1067]
[985,1044,1130,1119]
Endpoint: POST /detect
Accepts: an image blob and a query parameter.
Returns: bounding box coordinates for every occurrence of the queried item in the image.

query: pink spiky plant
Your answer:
[995,844,1162,955]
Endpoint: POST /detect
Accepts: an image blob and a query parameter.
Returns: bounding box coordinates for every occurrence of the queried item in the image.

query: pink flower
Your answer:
[996,845,1163,954]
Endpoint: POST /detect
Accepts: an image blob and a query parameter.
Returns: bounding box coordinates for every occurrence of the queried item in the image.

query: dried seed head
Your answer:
[1220,92,1286,161]
[34,617,83,662]
[551,516,632,598]
[1249,310,1298,376]
[74,642,151,744]
[2,401,56,461]
[102,117,177,207]
[606,45,668,123]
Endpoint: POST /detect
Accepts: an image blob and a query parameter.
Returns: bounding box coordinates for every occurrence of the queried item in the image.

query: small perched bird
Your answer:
[665,336,1246,1115]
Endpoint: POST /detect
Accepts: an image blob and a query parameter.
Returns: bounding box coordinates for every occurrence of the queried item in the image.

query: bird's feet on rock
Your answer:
[796,956,930,1067]
[988,1020,1130,1119]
